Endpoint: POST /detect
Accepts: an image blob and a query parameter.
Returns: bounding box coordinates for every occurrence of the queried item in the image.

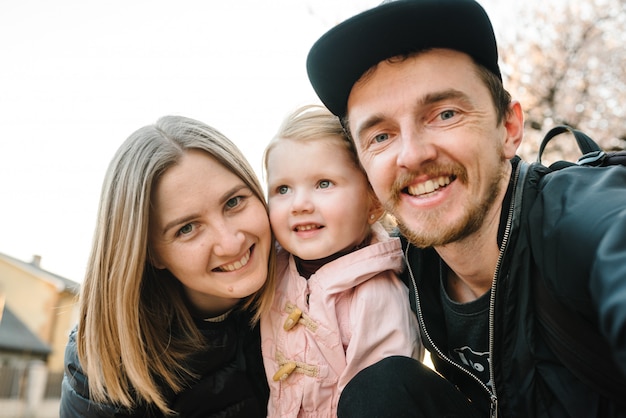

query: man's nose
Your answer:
[396,129,438,169]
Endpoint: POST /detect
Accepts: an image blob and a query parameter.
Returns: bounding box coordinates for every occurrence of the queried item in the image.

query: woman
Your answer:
[60,115,276,417]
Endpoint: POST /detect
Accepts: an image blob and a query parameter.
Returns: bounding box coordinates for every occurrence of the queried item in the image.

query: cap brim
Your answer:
[306,0,499,117]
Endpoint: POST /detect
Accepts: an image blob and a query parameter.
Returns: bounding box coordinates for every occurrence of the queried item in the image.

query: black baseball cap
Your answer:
[306,0,500,118]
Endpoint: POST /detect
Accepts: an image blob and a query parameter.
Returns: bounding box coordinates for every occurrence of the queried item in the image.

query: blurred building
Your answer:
[0,252,79,407]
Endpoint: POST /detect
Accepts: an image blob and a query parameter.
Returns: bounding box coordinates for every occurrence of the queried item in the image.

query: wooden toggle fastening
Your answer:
[283,307,302,331]
[272,362,297,382]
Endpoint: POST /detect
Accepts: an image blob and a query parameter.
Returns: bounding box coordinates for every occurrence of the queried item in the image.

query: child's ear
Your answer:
[368,196,385,225]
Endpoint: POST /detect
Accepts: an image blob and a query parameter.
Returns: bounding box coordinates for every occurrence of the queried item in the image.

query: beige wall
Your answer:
[47,292,79,372]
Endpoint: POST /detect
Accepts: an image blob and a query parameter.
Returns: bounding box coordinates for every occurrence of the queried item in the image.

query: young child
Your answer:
[260,105,423,417]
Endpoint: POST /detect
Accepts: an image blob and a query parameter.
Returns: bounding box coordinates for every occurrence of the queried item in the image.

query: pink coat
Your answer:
[261,223,423,418]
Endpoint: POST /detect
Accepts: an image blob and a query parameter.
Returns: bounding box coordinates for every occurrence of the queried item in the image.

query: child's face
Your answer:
[266,137,376,260]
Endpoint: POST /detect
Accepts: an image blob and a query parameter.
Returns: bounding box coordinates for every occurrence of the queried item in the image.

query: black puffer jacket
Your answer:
[403,158,626,417]
[60,309,269,417]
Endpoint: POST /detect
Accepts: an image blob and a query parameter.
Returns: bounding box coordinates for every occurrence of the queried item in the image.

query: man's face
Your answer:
[347,49,517,248]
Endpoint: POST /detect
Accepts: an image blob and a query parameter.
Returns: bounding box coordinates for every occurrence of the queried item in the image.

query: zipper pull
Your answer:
[490,395,498,418]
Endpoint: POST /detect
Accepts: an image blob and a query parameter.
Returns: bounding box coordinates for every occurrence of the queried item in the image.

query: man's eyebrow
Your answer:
[419,89,472,107]
[354,114,386,142]
[353,89,473,141]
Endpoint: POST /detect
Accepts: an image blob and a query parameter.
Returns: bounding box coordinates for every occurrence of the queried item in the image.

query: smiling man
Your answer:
[306,0,626,417]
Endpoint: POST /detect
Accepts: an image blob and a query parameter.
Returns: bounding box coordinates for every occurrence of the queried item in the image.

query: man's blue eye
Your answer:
[441,110,456,120]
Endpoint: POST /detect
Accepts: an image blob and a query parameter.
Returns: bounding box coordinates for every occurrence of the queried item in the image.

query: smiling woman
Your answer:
[59,115,276,417]
[149,149,273,317]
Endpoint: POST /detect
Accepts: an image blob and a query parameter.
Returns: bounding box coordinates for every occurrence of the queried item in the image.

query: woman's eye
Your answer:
[178,223,194,236]
[225,196,242,209]
[277,185,289,195]
[373,133,389,143]
[440,109,457,120]
[318,180,332,189]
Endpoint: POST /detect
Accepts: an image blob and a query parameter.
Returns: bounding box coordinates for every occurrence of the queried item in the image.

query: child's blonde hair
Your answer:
[263,104,361,178]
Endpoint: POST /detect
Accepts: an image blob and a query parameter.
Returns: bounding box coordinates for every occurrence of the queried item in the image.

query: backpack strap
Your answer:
[536,125,602,166]
[533,266,626,406]
[537,124,626,169]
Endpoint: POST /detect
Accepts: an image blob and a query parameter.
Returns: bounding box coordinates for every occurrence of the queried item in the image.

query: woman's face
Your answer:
[149,149,271,317]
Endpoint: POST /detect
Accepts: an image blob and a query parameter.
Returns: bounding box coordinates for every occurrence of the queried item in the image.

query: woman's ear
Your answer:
[147,249,165,270]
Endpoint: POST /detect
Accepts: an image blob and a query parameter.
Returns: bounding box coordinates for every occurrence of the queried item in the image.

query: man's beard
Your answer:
[387,163,506,249]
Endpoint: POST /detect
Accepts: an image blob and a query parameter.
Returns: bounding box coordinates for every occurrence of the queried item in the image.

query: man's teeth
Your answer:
[219,250,250,272]
[408,176,451,196]
[295,224,319,231]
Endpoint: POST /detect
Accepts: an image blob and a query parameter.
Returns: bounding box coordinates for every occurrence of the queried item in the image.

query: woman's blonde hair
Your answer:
[77,115,276,414]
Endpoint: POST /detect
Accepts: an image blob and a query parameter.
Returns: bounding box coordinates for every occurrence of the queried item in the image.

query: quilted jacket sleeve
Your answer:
[342,271,423,390]
[59,327,128,418]
[531,165,626,378]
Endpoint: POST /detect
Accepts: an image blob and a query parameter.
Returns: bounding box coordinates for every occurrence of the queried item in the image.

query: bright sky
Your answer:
[0,0,506,283]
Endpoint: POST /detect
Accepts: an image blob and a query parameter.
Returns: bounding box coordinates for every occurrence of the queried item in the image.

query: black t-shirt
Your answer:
[440,269,492,390]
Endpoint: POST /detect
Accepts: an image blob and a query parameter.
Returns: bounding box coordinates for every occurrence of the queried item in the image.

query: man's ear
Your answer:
[502,100,524,159]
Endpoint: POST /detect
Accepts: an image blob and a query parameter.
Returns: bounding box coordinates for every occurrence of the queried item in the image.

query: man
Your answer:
[306,0,626,416]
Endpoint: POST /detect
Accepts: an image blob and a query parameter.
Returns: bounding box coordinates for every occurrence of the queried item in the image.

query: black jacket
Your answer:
[60,309,269,417]
[402,158,626,417]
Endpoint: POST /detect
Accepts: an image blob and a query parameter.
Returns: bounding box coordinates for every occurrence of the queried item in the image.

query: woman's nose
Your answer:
[211,221,245,257]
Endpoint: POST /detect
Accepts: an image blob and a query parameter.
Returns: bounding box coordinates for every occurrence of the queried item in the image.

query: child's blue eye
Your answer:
[278,185,289,195]
[318,180,332,189]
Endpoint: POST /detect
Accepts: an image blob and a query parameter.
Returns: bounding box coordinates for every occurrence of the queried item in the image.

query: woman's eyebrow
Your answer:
[161,185,249,235]
[162,214,200,236]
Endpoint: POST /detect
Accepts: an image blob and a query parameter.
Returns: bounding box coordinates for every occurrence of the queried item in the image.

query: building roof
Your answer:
[0,305,51,355]
[0,252,80,294]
